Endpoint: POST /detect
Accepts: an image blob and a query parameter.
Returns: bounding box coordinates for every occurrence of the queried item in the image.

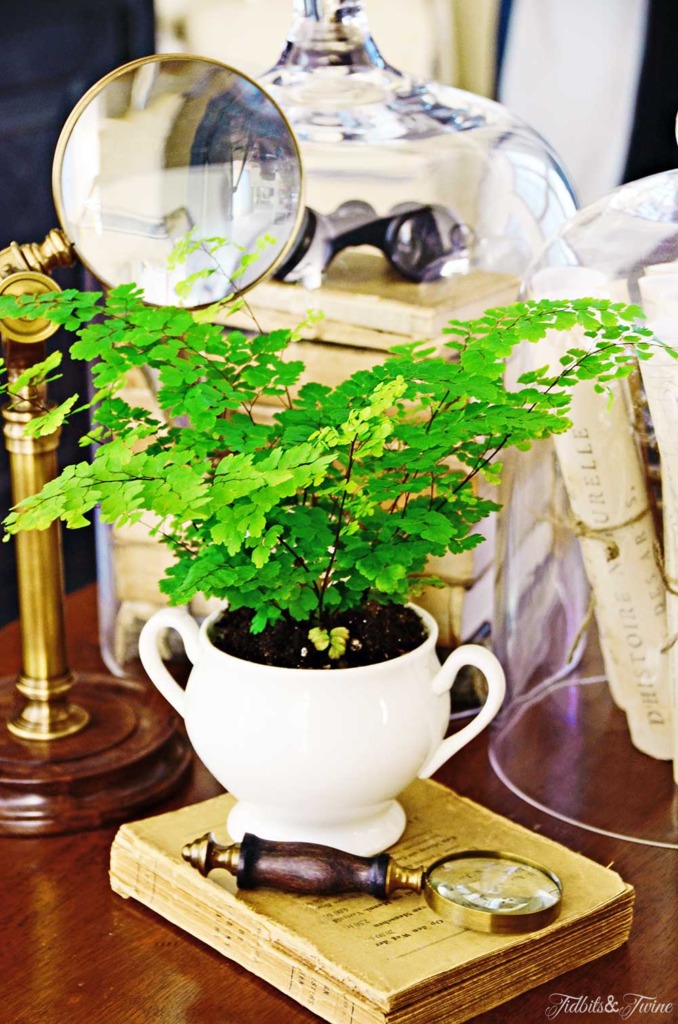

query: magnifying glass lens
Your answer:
[428,856,562,916]
[53,56,303,307]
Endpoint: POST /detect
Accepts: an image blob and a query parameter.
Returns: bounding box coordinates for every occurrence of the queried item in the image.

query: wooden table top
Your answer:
[1,586,677,1024]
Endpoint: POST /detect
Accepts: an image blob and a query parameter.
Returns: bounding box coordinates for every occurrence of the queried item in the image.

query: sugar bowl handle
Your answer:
[418,644,506,778]
[138,607,201,718]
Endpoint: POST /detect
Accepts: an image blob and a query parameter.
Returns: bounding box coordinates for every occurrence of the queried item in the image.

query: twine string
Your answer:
[541,504,673,658]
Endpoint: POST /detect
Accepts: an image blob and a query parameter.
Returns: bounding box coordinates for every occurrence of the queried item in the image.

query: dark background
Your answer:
[0,0,155,626]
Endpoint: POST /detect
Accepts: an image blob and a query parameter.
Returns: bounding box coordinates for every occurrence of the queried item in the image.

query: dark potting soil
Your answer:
[208,603,428,670]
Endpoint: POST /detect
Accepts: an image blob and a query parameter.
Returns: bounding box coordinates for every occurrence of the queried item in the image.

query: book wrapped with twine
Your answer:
[637,288,678,782]
[528,268,673,761]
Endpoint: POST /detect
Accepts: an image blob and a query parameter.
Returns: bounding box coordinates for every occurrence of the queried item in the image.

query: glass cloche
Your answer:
[491,166,678,849]
[259,0,577,287]
[95,3,582,681]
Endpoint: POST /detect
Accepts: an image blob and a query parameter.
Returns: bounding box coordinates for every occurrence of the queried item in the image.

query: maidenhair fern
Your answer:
[0,285,663,633]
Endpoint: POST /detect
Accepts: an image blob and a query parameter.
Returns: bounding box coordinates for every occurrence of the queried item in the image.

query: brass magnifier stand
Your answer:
[0,55,303,835]
[0,231,192,834]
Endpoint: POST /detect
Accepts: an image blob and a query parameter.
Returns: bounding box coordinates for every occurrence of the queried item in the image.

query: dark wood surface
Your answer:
[1,587,677,1024]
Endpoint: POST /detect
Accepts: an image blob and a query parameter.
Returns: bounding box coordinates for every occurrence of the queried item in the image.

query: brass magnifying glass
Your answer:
[0,54,303,834]
[183,833,563,935]
[52,54,304,306]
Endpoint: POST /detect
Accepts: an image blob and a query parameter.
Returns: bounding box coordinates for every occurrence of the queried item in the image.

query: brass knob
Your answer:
[182,832,241,877]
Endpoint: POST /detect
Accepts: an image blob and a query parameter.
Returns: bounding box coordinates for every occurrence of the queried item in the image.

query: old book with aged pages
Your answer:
[110,779,634,1024]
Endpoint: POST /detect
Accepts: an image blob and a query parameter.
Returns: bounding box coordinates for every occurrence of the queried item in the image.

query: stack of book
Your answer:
[110,779,633,1024]
[223,252,518,352]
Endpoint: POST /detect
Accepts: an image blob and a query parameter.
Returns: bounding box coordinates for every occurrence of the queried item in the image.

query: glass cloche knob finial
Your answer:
[260,0,576,278]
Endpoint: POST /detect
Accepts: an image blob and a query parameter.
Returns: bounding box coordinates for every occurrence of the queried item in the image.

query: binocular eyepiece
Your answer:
[276,199,472,286]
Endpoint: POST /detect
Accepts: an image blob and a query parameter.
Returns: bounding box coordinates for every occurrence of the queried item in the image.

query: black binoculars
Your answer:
[276,200,472,286]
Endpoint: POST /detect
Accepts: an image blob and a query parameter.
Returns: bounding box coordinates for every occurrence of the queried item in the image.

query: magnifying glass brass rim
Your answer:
[51,52,305,307]
[423,849,563,935]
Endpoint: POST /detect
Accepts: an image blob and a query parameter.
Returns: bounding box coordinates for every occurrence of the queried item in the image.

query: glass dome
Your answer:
[259,0,576,285]
[96,5,581,684]
[491,166,678,849]
[529,168,678,285]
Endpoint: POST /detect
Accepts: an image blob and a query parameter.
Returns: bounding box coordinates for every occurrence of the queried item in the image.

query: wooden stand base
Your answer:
[0,673,192,836]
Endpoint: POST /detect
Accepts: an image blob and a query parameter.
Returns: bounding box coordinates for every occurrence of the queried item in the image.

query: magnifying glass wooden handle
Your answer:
[182,832,424,898]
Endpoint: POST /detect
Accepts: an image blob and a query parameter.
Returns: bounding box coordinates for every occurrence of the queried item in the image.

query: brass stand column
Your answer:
[4,393,89,739]
[0,240,87,738]
[0,238,89,737]
[0,233,191,835]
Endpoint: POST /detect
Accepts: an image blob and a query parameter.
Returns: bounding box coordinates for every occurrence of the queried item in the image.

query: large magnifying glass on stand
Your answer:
[0,55,303,835]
